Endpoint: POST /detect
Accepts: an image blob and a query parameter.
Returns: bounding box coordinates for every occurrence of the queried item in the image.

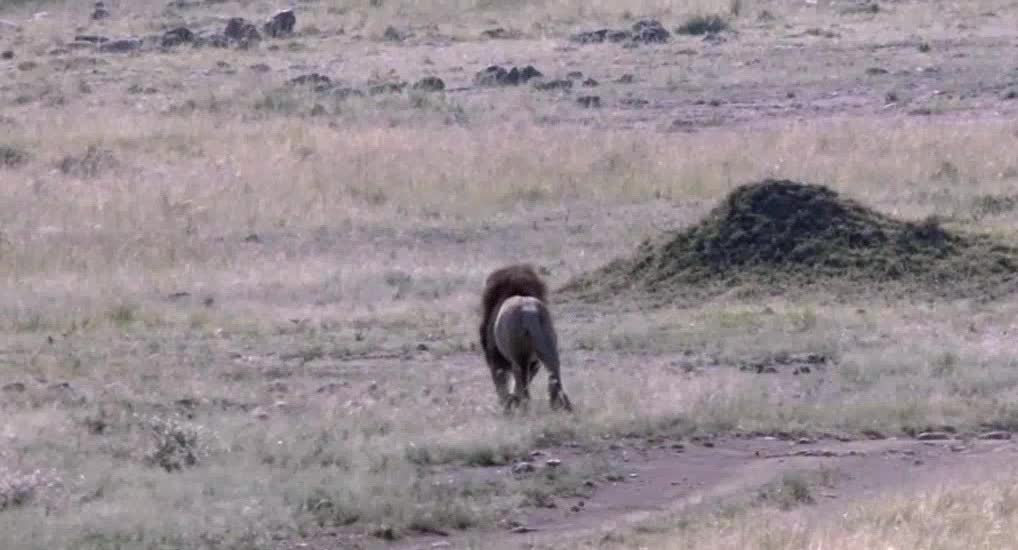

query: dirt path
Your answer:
[378,433,1018,550]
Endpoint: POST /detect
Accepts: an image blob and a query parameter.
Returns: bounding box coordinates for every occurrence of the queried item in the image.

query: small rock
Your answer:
[316,382,348,394]
[978,431,1011,440]
[368,82,407,95]
[431,542,451,549]
[263,9,296,38]
[510,526,537,534]
[545,458,562,467]
[916,431,951,441]
[616,73,635,83]
[161,27,194,48]
[474,64,542,87]
[251,407,270,420]
[412,76,445,92]
[797,438,815,445]
[631,19,670,43]
[511,461,536,475]
[382,25,405,42]
[620,97,649,107]
[1,50,13,60]
[576,95,600,108]
[1003,90,1018,100]
[249,63,271,73]
[570,28,631,44]
[582,78,599,87]
[99,38,143,53]
[1,382,26,393]
[224,17,261,44]
[480,27,517,39]
[17,61,37,71]
[91,1,110,20]
[866,67,889,75]
[75,35,109,44]
[534,79,572,91]
[416,343,430,351]
[528,450,547,458]
[289,73,333,92]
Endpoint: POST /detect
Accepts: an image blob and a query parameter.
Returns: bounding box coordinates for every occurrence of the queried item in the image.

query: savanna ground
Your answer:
[3,0,1018,548]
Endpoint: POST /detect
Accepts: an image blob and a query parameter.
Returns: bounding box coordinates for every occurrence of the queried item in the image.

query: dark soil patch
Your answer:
[562,179,1018,303]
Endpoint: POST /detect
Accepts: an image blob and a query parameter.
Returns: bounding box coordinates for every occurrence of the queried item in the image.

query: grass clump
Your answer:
[0,144,29,168]
[675,14,729,35]
[563,179,1018,302]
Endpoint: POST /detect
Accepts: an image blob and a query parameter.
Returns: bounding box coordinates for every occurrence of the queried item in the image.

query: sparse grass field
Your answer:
[3,0,1018,548]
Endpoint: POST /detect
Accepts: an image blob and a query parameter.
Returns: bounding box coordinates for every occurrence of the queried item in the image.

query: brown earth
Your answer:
[285,429,1018,550]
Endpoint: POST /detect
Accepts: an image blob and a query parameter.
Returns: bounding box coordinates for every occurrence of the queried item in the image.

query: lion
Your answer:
[479,264,573,413]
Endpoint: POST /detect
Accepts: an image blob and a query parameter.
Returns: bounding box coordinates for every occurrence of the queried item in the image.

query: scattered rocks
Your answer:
[570,28,631,44]
[480,27,519,39]
[263,9,296,38]
[224,17,261,46]
[74,35,109,45]
[619,97,649,107]
[631,19,670,43]
[161,26,194,48]
[316,382,348,394]
[412,76,445,92]
[474,64,542,87]
[577,95,601,108]
[1,382,26,393]
[533,79,572,91]
[91,1,110,21]
[915,431,952,441]
[511,461,536,475]
[572,18,670,45]
[368,81,407,95]
[289,72,333,92]
[99,37,143,53]
[127,83,158,94]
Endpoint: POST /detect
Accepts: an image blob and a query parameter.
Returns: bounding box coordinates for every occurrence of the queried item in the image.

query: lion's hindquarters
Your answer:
[495,297,571,411]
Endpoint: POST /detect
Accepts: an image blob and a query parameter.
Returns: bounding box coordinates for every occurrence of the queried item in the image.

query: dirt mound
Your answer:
[563,179,1018,301]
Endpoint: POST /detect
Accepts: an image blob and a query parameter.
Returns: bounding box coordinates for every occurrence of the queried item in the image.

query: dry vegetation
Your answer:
[3,0,1018,548]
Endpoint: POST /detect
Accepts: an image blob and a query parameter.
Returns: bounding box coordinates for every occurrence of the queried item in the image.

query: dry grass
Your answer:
[578,467,1018,550]
[4,0,1018,547]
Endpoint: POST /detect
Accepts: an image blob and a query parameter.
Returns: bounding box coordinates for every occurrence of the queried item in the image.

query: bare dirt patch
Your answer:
[293,433,1018,550]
